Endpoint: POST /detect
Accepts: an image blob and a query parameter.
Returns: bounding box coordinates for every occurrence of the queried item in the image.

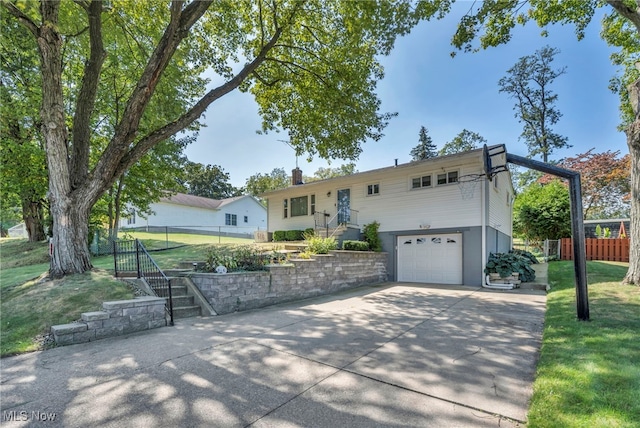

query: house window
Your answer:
[367,183,380,196]
[310,194,316,214]
[494,175,499,188]
[244,216,248,223]
[437,171,458,185]
[411,175,431,189]
[225,213,237,226]
[283,199,288,218]
[291,196,308,217]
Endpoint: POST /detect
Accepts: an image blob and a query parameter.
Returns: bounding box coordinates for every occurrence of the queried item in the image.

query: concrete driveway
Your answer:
[1,283,546,427]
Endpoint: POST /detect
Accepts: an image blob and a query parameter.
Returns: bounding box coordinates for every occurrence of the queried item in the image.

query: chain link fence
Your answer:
[512,239,561,262]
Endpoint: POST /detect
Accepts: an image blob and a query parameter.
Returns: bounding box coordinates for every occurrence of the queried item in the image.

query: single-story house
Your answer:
[120,193,267,238]
[261,147,514,286]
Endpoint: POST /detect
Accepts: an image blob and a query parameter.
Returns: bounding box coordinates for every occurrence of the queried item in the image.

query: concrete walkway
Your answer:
[1,283,546,427]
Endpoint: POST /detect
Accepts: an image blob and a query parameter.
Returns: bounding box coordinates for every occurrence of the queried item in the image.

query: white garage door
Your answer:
[397,233,462,284]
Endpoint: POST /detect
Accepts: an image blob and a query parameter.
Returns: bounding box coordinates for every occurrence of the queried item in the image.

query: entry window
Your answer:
[283,199,288,218]
[310,194,316,214]
[367,183,380,196]
[291,196,308,217]
[411,175,432,189]
[225,213,237,226]
[437,171,458,185]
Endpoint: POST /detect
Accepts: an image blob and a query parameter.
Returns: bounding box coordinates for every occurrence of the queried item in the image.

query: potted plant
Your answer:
[484,252,536,282]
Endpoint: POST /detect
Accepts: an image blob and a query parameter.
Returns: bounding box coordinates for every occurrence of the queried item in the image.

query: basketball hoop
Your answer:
[456,174,484,200]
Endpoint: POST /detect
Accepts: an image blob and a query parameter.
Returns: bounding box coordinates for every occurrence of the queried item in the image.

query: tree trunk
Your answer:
[623,116,640,285]
[21,198,46,242]
[49,195,92,278]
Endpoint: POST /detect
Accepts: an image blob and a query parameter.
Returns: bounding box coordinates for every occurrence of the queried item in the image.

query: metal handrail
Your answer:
[113,239,174,326]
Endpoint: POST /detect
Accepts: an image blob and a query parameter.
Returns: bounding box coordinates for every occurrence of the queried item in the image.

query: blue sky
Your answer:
[183,3,629,188]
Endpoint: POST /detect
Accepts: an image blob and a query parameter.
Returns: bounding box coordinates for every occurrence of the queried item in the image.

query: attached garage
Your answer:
[397,233,463,284]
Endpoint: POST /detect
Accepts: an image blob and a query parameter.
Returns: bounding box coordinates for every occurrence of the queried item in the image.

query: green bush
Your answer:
[304,227,315,237]
[306,235,337,254]
[510,248,539,264]
[363,221,382,252]
[204,245,269,272]
[342,240,370,251]
[484,252,536,282]
[273,231,287,241]
[285,230,304,241]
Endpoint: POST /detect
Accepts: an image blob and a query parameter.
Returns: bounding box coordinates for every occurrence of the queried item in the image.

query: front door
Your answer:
[337,188,350,224]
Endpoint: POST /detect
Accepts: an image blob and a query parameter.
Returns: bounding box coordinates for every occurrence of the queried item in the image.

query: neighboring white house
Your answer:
[120,193,267,237]
[261,146,514,286]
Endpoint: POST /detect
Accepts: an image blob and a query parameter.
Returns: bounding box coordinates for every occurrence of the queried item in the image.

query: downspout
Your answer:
[481,174,487,286]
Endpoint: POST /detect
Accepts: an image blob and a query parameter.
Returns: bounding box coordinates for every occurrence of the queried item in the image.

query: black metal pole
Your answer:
[506,153,589,320]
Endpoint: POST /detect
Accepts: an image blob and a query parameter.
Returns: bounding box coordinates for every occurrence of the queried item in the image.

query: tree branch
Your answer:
[111,23,286,180]
[70,0,106,189]
[1,1,40,37]
[88,0,212,201]
[607,0,640,33]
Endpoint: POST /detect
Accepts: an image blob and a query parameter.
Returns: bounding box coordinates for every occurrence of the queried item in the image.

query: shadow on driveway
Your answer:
[1,282,546,427]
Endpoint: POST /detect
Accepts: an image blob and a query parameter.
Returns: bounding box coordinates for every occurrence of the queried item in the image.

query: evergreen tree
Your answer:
[410,126,438,161]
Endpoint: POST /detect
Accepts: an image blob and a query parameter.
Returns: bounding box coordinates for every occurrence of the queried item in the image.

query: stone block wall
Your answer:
[51,296,167,346]
[188,251,387,314]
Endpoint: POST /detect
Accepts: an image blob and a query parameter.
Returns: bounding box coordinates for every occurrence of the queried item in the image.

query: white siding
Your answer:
[122,196,267,234]
[488,170,514,237]
[267,153,489,233]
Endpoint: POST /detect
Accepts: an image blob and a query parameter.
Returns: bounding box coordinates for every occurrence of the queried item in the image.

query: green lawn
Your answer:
[527,260,639,427]
[0,237,256,356]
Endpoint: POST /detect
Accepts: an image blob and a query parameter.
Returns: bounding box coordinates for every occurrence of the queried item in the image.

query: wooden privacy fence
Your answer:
[561,238,630,262]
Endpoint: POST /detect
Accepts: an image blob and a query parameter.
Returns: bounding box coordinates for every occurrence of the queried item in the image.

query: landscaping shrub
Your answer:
[510,248,539,264]
[363,221,382,252]
[306,235,337,254]
[204,245,268,272]
[484,252,536,282]
[342,240,370,251]
[285,230,304,241]
[273,230,287,241]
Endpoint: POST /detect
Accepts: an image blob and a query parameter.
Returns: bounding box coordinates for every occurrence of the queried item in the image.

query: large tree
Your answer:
[514,179,572,244]
[180,162,241,200]
[245,167,290,200]
[307,163,358,182]
[539,149,631,219]
[2,0,432,277]
[450,0,640,285]
[498,45,569,163]
[410,126,438,161]
[0,12,47,241]
[439,129,486,156]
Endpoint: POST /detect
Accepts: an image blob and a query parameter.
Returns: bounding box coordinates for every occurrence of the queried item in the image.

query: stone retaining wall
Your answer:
[51,296,167,346]
[187,251,387,314]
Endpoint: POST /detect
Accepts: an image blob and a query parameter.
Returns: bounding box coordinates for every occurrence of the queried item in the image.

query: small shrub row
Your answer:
[204,245,270,272]
[342,240,370,251]
[273,228,314,242]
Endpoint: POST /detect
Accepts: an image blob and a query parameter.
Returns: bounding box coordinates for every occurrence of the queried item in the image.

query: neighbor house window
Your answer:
[127,211,136,225]
[225,213,237,226]
[283,199,288,218]
[310,194,316,214]
[367,183,380,196]
[437,171,458,185]
[244,216,248,223]
[411,175,432,189]
[290,196,308,217]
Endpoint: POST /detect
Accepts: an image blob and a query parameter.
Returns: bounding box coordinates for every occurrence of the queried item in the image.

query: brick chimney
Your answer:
[291,168,303,185]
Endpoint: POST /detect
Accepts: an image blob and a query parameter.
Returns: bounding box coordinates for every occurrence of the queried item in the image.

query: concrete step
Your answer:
[169,285,188,296]
[172,305,201,319]
[170,295,194,307]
